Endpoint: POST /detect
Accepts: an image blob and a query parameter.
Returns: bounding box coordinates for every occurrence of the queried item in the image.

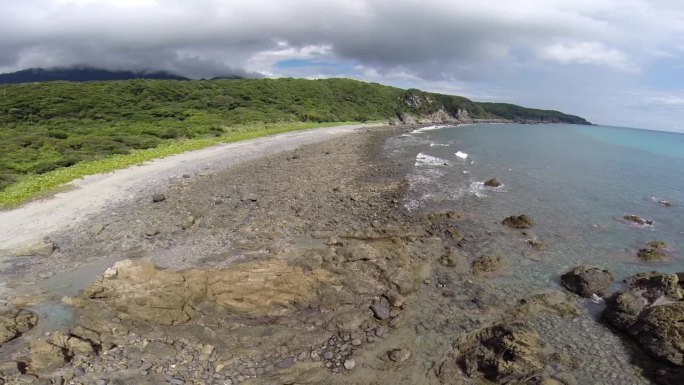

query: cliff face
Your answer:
[389,89,590,126]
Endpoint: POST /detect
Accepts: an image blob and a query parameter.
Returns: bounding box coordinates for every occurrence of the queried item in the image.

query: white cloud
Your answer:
[538,41,637,72]
[1,0,684,129]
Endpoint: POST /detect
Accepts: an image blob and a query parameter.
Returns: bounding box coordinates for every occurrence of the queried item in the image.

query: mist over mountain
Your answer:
[0,67,190,84]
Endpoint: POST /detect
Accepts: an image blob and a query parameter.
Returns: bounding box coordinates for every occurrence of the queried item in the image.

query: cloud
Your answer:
[1,0,684,130]
[538,42,637,72]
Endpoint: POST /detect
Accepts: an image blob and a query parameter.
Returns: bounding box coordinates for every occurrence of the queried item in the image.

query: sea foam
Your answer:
[455,151,469,159]
[415,153,449,166]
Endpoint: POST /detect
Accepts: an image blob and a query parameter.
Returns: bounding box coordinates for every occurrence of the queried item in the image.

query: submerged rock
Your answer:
[472,255,504,274]
[637,248,668,262]
[604,270,684,366]
[623,215,653,226]
[454,321,547,383]
[484,178,502,187]
[502,215,534,229]
[560,265,613,298]
[30,339,69,373]
[0,309,37,346]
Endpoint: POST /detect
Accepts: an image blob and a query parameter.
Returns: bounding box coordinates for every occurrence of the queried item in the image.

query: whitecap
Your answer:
[429,142,451,147]
[415,152,449,166]
[411,125,448,134]
[455,151,468,159]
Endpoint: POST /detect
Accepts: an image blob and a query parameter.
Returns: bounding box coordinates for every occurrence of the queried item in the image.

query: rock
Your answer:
[275,356,295,369]
[384,291,405,308]
[439,251,458,267]
[180,215,196,230]
[502,215,534,229]
[151,193,166,203]
[81,258,335,325]
[30,340,68,373]
[143,341,177,359]
[604,270,684,366]
[388,348,411,362]
[472,255,503,274]
[637,248,668,262]
[244,193,258,202]
[484,178,502,187]
[343,359,356,370]
[370,297,391,320]
[453,322,547,383]
[0,309,37,346]
[648,240,668,249]
[351,338,362,346]
[1,240,55,258]
[623,215,653,226]
[560,265,613,297]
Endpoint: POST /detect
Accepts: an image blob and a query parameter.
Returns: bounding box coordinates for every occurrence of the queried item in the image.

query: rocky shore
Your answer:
[0,125,680,384]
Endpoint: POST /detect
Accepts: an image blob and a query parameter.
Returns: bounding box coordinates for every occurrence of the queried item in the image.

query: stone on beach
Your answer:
[560,265,613,297]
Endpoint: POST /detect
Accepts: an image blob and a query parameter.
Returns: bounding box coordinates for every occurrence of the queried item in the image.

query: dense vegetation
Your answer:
[476,102,589,125]
[0,77,589,196]
[0,67,188,84]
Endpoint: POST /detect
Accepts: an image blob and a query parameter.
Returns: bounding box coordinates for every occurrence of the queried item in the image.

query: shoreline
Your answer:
[0,123,676,384]
[0,123,381,252]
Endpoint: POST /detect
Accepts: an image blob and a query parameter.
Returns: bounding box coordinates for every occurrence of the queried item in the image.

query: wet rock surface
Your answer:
[502,215,534,229]
[604,271,684,367]
[560,265,613,298]
[0,125,673,385]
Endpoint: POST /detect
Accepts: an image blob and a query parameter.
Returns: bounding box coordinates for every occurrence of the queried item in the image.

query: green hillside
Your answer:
[0,77,589,195]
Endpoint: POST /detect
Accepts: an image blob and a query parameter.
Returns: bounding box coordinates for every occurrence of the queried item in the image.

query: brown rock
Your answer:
[560,265,613,298]
[472,255,503,274]
[483,178,502,187]
[30,340,68,373]
[502,215,534,229]
[81,258,336,325]
[454,322,547,383]
[0,309,37,346]
[388,348,412,362]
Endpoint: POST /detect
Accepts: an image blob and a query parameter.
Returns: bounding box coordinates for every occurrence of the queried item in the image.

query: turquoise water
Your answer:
[387,123,684,383]
[398,123,683,280]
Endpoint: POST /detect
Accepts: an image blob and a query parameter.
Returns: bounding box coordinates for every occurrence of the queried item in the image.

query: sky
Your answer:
[1,0,684,132]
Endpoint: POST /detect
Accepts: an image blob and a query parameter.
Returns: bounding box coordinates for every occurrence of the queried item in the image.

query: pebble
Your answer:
[351,338,362,346]
[275,356,295,369]
[343,359,356,370]
[297,351,308,362]
[323,351,334,360]
[388,348,412,362]
[152,193,166,202]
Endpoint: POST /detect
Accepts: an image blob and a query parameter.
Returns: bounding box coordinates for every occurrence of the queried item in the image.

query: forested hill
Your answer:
[0,77,589,191]
[0,67,188,84]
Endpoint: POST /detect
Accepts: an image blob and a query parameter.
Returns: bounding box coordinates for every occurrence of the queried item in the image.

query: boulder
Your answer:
[81,258,337,325]
[637,248,668,262]
[0,309,37,346]
[560,266,613,297]
[454,322,547,383]
[484,178,502,187]
[502,215,534,229]
[30,340,68,373]
[0,240,54,258]
[472,255,503,274]
[623,215,653,226]
[604,271,684,366]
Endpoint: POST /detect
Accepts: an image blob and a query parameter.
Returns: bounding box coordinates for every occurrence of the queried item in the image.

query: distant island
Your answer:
[0,75,589,196]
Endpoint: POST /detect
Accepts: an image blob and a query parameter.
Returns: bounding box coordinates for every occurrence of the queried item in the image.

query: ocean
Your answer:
[385,123,684,383]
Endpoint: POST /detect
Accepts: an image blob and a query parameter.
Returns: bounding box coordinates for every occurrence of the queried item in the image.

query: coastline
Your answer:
[0,122,675,384]
[0,123,380,252]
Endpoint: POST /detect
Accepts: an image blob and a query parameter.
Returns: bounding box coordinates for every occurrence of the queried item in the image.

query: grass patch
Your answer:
[0,121,355,209]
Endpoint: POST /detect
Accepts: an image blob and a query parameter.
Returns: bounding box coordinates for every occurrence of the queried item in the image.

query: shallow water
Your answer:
[386,123,684,383]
